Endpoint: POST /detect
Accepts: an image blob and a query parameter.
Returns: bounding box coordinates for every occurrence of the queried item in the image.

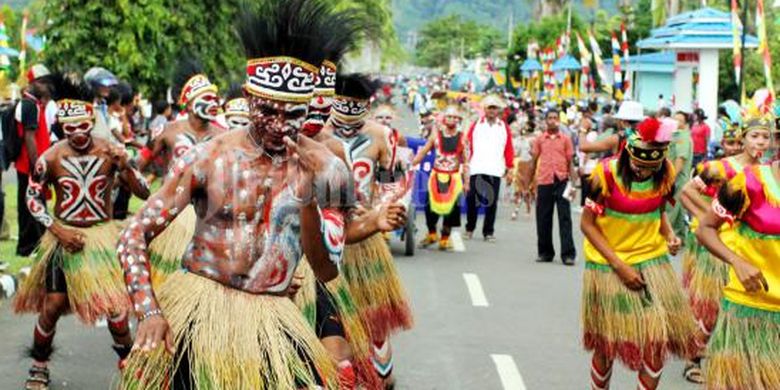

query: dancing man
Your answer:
[413,105,470,250]
[14,74,150,389]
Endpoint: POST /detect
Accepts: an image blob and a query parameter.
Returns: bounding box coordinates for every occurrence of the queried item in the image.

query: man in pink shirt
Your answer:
[691,108,710,166]
[530,109,576,265]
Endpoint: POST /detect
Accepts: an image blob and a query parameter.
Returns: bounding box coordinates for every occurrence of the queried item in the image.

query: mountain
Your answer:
[392,0,620,47]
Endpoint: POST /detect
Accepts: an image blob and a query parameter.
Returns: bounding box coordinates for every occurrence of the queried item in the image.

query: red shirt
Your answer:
[15,93,51,175]
[531,130,573,185]
[691,122,710,155]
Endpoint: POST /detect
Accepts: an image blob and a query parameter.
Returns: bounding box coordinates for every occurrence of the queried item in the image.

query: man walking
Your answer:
[531,109,576,265]
[465,95,514,242]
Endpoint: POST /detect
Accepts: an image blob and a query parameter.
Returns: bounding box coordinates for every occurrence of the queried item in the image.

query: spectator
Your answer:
[577,115,598,208]
[530,109,576,265]
[465,95,514,242]
[691,108,710,166]
[14,64,54,256]
[84,67,119,143]
[149,99,172,132]
[667,110,694,239]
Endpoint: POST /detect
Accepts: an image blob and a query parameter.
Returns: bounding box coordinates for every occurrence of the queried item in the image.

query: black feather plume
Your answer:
[224,82,244,101]
[50,72,93,102]
[334,73,380,100]
[171,58,206,105]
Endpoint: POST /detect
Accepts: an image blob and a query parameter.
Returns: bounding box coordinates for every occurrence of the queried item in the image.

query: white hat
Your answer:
[614,100,645,122]
[481,94,506,109]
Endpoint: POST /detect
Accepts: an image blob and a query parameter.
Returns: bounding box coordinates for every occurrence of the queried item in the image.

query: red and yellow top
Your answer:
[584,157,676,266]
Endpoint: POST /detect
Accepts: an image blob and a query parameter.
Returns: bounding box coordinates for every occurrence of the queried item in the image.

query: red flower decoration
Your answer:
[636,117,661,143]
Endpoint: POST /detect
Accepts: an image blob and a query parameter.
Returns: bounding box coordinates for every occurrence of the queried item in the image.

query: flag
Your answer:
[588,29,611,95]
[556,37,564,58]
[731,0,742,86]
[576,32,594,94]
[611,31,623,98]
[18,11,28,80]
[756,0,774,96]
[621,22,631,95]
[0,18,10,71]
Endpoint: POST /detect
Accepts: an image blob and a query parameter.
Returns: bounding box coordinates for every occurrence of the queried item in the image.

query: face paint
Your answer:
[629,157,662,180]
[444,115,461,128]
[191,92,220,121]
[226,115,251,131]
[331,117,365,139]
[302,95,333,137]
[63,120,94,151]
[248,96,308,153]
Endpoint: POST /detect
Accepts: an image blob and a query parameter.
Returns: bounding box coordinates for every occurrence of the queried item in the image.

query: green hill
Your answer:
[393,0,620,47]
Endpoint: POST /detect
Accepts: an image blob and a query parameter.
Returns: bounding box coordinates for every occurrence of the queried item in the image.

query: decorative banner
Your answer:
[621,22,631,95]
[18,11,28,80]
[588,29,611,95]
[756,0,775,96]
[611,31,623,99]
[576,32,594,95]
[731,0,742,86]
[0,18,9,71]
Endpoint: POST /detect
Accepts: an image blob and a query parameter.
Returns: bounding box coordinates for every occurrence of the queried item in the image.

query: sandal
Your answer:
[683,361,704,384]
[25,365,50,390]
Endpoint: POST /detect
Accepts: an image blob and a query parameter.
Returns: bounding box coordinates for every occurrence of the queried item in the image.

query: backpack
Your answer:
[0,102,21,170]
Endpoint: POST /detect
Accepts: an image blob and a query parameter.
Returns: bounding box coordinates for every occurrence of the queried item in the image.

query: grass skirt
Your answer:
[582,256,699,370]
[705,300,780,390]
[148,205,196,286]
[121,270,338,390]
[13,223,130,324]
[293,260,382,389]
[682,231,730,333]
[341,233,413,341]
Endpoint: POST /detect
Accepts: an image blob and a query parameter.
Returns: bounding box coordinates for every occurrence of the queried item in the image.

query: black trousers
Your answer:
[113,186,131,220]
[425,197,462,236]
[536,178,576,260]
[465,174,501,237]
[580,174,593,207]
[16,172,45,257]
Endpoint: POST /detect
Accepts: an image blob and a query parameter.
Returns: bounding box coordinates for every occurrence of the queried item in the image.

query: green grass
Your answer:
[1,180,159,275]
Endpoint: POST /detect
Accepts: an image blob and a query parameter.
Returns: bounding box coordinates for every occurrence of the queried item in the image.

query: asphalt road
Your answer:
[0,102,698,389]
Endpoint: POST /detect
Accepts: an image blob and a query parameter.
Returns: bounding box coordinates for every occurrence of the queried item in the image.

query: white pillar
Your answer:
[673,65,693,112]
[697,49,720,138]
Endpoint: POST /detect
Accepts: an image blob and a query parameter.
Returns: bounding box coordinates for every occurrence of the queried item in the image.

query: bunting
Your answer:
[731,0,742,87]
[576,32,594,95]
[588,29,611,95]
[621,22,630,95]
[611,32,623,99]
[756,0,774,96]
[0,18,10,72]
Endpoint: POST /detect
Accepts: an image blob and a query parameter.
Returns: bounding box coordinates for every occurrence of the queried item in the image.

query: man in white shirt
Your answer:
[465,95,515,241]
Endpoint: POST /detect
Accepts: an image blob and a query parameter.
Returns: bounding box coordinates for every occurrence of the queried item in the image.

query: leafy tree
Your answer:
[414,14,505,69]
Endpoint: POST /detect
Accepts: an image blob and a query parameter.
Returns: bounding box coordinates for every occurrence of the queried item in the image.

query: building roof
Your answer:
[552,55,581,72]
[637,7,758,50]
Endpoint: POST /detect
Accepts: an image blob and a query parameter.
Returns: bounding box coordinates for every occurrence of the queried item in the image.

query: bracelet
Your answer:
[139,309,162,322]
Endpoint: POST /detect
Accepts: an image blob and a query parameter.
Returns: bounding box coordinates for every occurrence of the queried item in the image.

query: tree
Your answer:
[414,14,505,69]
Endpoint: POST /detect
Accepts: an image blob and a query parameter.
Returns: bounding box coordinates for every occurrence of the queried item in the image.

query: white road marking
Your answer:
[491,354,527,390]
[462,273,489,307]
[451,231,465,252]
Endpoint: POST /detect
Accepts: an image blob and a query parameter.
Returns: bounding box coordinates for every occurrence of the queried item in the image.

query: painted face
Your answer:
[374,112,394,127]
[302,95,333,137]
[629,156,662,180]
[62,120,94,151]
[743,128,771,159]
[420,116,435,138]
[226,115,251,131]
[444,115,461,128]
[721,139,742,157]
[331,116,365,138]
[248,96,308,153]
[191,92,220,121]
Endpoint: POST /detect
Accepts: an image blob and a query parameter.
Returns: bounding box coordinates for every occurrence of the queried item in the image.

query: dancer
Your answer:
[413,105,469,250]
[222,84,250,131]
[117,1,385,388]
[14,74,150,389]
[323,73,414,387]
[695,116,779,390]
[137,59,224,285]
[580,117,698,390]
[678,114,769,383]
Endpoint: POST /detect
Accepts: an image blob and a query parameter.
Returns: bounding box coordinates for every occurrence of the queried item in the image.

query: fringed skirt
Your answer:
[147,205,196,287]
[428,172,462,215]
[121,270,338,390]
[293,260,382,389]
[512,158,534,194]
[13,222,130,324]
[582,256,699,370]
[705,300,780,390]
[682,230,730,333]
[341,233,413,341]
